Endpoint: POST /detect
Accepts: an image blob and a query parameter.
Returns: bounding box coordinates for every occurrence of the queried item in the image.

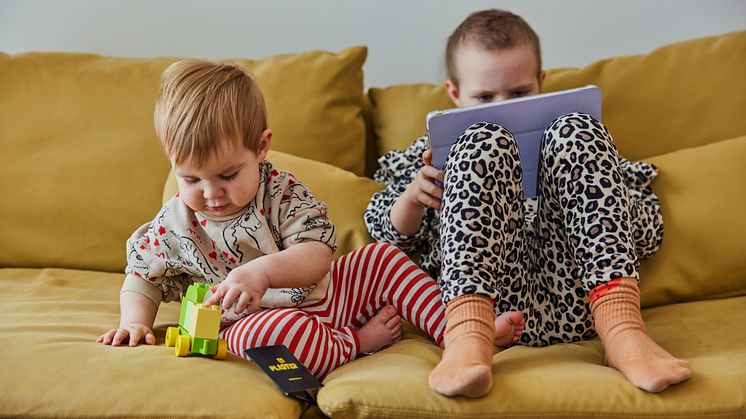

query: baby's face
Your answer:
[173,140,266,219]
[448,42,544,108]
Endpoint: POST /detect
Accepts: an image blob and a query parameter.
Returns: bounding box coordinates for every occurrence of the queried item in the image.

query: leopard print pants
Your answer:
[439,113,662,346]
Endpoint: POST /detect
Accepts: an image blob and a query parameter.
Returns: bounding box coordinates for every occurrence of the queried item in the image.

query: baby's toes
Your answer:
[385,314,402,328]
[380,304,398,318]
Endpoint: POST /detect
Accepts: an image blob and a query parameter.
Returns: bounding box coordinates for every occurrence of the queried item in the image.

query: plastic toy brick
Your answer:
[165,283,227,360]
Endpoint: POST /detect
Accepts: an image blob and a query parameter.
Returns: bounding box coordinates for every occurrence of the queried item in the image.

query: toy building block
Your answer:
[165,283,227,360]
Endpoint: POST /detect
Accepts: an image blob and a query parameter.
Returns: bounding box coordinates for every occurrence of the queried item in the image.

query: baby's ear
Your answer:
[257,129,272,161]
[445,80,460,107]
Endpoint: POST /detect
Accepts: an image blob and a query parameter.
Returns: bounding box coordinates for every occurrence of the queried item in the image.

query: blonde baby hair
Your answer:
[154,60,267,166]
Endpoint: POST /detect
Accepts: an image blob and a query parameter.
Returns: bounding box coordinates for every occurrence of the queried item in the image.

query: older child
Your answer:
[365,9,691,397]
[96,60,462,378]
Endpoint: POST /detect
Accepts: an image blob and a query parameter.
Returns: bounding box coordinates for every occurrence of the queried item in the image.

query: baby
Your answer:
[98,60,522,377]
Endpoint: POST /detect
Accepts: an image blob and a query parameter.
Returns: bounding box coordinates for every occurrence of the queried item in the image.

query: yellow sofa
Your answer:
[1,31,745,418]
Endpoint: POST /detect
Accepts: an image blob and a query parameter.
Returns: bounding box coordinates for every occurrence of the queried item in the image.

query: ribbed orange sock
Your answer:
[591,278,691,392]
[428,294,496,398]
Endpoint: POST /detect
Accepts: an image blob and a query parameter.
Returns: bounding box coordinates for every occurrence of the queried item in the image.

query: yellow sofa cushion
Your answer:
[316,296,746,418]
[230,47,368,175]
[368,31,746,161]
[0,268,305,418]
[369,83,454,160]
[542,31,746,161]
[0,47,367,272]
[163,150,382,258]
[640,135,746,307]
[5,268,743,418]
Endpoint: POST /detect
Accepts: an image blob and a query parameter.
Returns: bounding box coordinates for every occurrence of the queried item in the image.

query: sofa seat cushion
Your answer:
[316,296,746,418]
[0,268,304,418]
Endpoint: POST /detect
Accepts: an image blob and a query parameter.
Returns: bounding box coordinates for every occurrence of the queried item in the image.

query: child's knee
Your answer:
[543,113,613,154]
[444,121,522,188]
[449,121,518,159]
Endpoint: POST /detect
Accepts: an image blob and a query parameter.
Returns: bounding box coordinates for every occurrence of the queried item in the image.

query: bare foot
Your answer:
[604,328,691,393]
[358,305,402,354]
[494,311,525,347]
[435,309,525,349]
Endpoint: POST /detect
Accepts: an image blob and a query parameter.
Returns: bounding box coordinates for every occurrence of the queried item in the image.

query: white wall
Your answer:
[1,0,745,88]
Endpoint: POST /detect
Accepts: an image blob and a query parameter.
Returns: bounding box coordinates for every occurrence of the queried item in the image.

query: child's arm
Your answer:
[389,149,444,236]
[365,137,440,253]
[204,241,332,315]
[97,290,159,346]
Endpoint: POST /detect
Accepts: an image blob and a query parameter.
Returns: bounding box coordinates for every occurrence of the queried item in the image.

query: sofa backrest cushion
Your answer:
[0,47,367,272]
[368,31,746,164]
[542,31,746,162]
[640,134,746,307]
[369,83,454,162]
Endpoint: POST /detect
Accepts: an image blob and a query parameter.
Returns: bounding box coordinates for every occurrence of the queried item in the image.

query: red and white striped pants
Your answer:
[221,243,446,378]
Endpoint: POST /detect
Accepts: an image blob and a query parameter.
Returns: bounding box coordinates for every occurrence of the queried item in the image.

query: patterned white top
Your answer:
[122,160,337,309]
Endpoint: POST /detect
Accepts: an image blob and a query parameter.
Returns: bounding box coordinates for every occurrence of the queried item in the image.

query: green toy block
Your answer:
[170,283,227,360]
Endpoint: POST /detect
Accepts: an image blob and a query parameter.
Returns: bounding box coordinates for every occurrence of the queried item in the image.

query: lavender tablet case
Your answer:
[426,85,602,198]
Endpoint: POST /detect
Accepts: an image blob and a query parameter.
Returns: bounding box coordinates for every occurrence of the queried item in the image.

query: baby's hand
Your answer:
[97,323,155,347]
[204,263,270,316]
[403,149,444,210]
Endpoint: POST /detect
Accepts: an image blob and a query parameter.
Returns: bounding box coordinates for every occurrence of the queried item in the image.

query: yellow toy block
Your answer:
[169,283,227,360]
[191,304,221,340]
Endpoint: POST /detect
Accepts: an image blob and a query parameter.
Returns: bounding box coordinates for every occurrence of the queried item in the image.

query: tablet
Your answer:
[426,85,602,198]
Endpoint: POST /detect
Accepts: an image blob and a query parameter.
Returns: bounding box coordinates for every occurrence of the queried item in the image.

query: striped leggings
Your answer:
[221,243,446,378]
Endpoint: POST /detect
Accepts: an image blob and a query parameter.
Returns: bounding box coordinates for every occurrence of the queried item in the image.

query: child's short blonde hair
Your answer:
[446,9,542,85]
[154,60,267,166]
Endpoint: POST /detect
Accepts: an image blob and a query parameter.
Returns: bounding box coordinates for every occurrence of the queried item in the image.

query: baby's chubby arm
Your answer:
[204,241,332,315]
[97,290,159,346]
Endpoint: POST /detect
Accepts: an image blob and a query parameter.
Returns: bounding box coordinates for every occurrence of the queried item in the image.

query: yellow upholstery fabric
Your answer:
[640,135,746,308]
[360,93,380,178]
[3,267,743,418]
[317,296,746,418]
[227,47,368,175]
[163,150,382,258]
[0,47,367,272]
[0,268,304,418]
[368,31,746,162]
[542,31,746,160]
[369,83,453,160]
[0,52,172,272]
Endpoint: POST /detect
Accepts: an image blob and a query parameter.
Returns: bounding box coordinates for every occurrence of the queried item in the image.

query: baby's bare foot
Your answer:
[494,311,525,347]
[358,305,402,354]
